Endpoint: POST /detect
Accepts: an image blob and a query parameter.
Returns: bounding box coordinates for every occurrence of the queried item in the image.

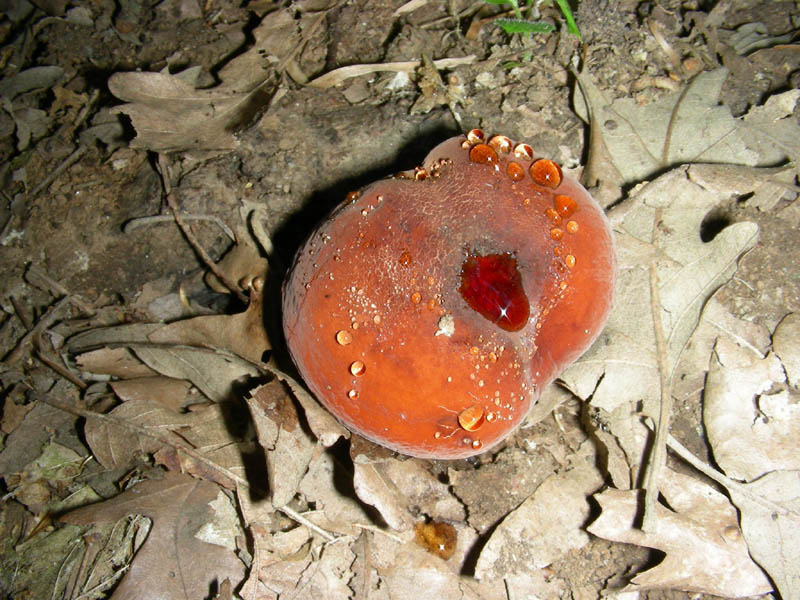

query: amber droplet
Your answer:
[345,191,360,202]
[414,521,457,560]
[469,143,498,166]
[335,330,353,345]
[410,292,422,304]
[399,250,413,267]
[554,194,577,218]
[566,220,579,234]
[350,361,366,376]
[513,143,533,161]
[506,162,525,182]
[545,207,562,225]
[565,254,576,268]
[488,135,512,153]
[466,129,485,145]
[550,228,564,241]
[459,252,530,332]
[458,405,485,431]
[529,158,563,188]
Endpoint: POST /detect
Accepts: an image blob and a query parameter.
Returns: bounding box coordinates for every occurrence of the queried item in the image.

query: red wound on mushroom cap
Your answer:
[459,252,530,332]
[282,130,616,459]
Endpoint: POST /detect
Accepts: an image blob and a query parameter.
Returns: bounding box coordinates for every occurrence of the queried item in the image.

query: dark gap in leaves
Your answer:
[459,513,503,577]
[700,208,733,242]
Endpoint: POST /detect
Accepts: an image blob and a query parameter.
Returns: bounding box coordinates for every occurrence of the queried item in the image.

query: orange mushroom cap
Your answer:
[282,130,616,459]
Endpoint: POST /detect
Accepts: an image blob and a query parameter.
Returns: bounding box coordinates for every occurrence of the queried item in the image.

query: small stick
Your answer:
[25,265,94,315]
[31,146,87,197]
[10,295,32,330]
[663,432,793,517]
[35,351,87,390]
[123,214,235,242]
[4,296,71,364]
[642,210,674,532]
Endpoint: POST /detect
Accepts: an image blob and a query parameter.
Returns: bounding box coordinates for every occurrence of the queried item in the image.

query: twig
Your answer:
[642,212,674,532]
[40,392,338,543]
[156,154,248,304]
[353,523,406,544]
[31,146,87,197]
[660,430,794,518]
[9,295,32,330]
[245,204,281,270]
[307,56,476,89]
[35,351,87,389]
[25,264,94,315]
[123,214,235,242]
[73,89,100,132]
[4,296,71,364]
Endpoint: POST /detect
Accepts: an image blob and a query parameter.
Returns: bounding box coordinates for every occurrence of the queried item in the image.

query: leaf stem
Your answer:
[642,212,674,532]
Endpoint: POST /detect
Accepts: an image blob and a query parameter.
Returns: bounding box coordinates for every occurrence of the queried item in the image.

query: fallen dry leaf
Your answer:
[475,452,603,579]
[298,450,375,536]
[245,524,354,600]
[131,343,261,403]
[588,468,772,596]
[246,381,315,508]
[205,235,269,295]
[71,286,269,403]
[268,365,349,447]
[740,89,800,167]
[62,471,245,600]
[147,282,269,364]
[773,313,800,387]
[728,470,800,600]
[84,399,249,489]
[76,346,159,379]
[110,376,195,412]
[704,337,798,481]
[574,68,759,185]
[109,15,282,153]
[671,294,771,403]
[351,450,464,532]
[307,56,475,89]
[560,165,759,417]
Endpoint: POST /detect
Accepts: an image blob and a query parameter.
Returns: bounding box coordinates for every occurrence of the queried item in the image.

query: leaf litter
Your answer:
[1,2,800,599]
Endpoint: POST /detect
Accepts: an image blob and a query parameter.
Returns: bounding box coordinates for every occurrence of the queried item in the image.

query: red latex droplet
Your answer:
[459,252,530,332]
[469,143,498,165]
[529,159,563,188]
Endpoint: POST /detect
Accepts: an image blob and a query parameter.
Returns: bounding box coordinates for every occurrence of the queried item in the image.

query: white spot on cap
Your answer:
[434,314,455,337]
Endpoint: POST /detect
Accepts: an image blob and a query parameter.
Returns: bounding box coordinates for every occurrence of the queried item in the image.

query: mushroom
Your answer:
[282,130,616,459]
